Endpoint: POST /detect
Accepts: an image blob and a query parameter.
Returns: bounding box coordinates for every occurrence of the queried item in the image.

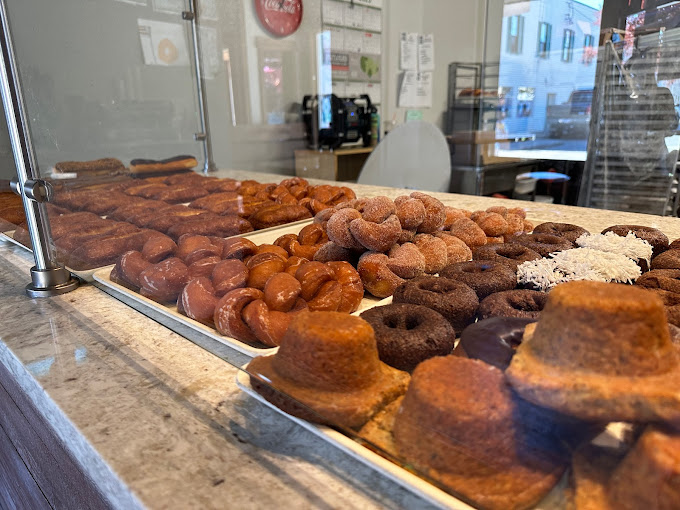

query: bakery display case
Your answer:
[2,1,680,509]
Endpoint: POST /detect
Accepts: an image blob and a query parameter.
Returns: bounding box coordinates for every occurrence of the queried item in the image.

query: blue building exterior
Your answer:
[497,0,602,138]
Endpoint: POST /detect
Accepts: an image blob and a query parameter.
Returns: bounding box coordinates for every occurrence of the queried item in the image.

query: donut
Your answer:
[349,213,402,252]
[326,208,365,250]
[360,303,455,372]
[141,235,177,263]
[313,241,359,265]
[439,260,517,299]
[533,222,589,244]
[473,243,541,270]
[392,276,479,333]
[262,272,303,312]
[651,249,680,270]
[386,243,426,279]
[455,317,537,370]
[602,225,669,257]
[635,269,680,294]
[212,259,249,296]
[670,239,680,251]
[413,234,449,274]
[357,252,405,298]
[187,255,221,278]
[477,289,548,320]
[114,250,152,289]
[394,196,426,230]
[474,211,508,237]
[246,252,287,290]
[448,218,487,248]
[509,233,573,257]
[432,232,472,264]
[178,277,218,324]
[409,192,446,233]
[138,257,190,303]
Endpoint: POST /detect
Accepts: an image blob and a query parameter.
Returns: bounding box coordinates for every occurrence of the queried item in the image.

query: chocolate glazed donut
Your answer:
[532,222,589,244]
[473,243,541,271]
[509,233,573,257]
[360,303,455,372]
[439,260,517,299]
[392,276,479,333]
[455,317,536,370]
[477,289,548,321]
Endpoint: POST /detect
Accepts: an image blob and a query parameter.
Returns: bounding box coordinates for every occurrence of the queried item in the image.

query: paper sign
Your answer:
[322,0,344,25]
[363,8,382,31]
[366,82,381,104]
[138,19,190,67]
[418,34,435,72]
[398,71,432,108]
[400,32,418,71]
[344,3,363,28]
[363,32,381,54]
[328,26,345,50]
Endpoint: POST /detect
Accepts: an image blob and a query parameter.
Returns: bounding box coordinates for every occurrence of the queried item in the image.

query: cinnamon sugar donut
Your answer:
[313,241,359,265]
[473,243,541,270]
[357,252,405,298]
[509,233,573,257]
[432,232,473,264]
[477,289,548,320]
[393,276,479,333]
[349,214,402,252]
[409,192,446,233]
[394,196,426,230]
[413,234,449,274]
[474,212,508,237]
[386,243,426,279]
[326,208,365,250]
[533,222,589,244]
[449,218,487,248]
[440,260,516,299]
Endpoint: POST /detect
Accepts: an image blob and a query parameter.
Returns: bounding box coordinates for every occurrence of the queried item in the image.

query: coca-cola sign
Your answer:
[255,0,303,37]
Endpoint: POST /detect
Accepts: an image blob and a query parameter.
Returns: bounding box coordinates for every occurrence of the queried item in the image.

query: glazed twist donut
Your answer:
[274,223,328,260]
[112,250,152,289]
[212,259,249,296]
[245,252,287,290]
[294,261,363,312]
[178,277,218,324]
[138,257,190,303]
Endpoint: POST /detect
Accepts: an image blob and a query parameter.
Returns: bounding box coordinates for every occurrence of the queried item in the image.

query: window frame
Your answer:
[537,22,552,59]
[506,15,524,54]
[562,28,575,62]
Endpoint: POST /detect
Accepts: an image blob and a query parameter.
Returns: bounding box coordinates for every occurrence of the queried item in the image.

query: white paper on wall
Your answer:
[418,34,435,72]
[363,8,382,32]
[138,19,190,67]
[398,71,432,108]
[328,26,345,50]
[152,0,183,14]
[353,0,382,8]
[362,32,381,54]
[400,32,418,71]
[346,82,365,98]
[344,30,363,53]
[333,81,347,97]
[415,71,433,108]
[322,0,345,25]
[344,3,364,28]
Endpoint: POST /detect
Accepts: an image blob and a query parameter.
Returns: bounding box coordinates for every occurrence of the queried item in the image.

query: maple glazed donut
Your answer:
[533,222,589,244]
[439,260,517,299]
[360,303,455,372]
[477,289,548,320]
[392,276,479,333]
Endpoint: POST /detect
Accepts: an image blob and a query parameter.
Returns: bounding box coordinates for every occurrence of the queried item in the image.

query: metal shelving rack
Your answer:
[445,62,500,135]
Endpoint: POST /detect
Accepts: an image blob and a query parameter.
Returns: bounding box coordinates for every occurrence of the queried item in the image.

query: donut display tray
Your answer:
[92,221,385,357]
[0,230,109,282]
[236,369,578,510]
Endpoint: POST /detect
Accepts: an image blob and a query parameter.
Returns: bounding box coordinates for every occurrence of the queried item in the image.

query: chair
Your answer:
[357,121,451,192]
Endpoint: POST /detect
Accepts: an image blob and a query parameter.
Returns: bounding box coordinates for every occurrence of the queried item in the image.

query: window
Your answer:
[506,15,524,54]
[583,34,595,64]
[562,29,575,62]
[537,22,552,58]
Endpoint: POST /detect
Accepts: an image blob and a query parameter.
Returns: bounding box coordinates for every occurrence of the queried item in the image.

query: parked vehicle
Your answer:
[547,89,594,138]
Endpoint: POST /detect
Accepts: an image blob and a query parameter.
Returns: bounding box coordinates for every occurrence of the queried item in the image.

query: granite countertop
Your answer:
[1,170,679,510]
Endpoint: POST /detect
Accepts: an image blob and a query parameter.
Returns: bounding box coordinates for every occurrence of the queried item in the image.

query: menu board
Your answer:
[322,0,382,105]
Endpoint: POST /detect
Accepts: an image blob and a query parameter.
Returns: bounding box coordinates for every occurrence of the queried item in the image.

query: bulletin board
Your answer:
[321,0,382,106]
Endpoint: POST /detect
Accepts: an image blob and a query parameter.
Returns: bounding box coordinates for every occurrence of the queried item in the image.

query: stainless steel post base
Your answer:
[25,266,79,298]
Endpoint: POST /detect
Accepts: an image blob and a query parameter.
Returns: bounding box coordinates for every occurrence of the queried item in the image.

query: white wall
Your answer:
[382,0,490,131]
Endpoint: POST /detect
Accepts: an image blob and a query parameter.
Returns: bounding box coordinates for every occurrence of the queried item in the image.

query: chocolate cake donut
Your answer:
[473,243,541,271]
[439,260,516,299]
[532,222,589,244]
[392,276,479,333]
[509,233,573,257]
[602,225,669,258]
[651,249,680,270]
[361,303,455,372]
[456,317,536,370]
[635,269,680,294]
[478,289,548,320]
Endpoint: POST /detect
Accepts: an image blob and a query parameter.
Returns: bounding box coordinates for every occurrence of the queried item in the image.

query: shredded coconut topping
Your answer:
[517,248,642,291]
[575,231,652,266]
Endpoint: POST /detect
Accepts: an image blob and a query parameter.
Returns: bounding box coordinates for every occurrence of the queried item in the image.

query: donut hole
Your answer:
[382,312,423,331]
[415,277,458,295]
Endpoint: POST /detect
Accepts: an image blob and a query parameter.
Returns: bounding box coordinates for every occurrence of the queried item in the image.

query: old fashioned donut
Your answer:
[533,222,589,244]
[602,225,669,257]
[473,243,541,270]
[651,249,680,270]
[449,218,487,248]
[635,269,680,293]
[456,317,536,370]
[393,276,479,333]
[360,303,455,372]
[510,233,573,257]
[477,289,548,320]
[440,260,516,299]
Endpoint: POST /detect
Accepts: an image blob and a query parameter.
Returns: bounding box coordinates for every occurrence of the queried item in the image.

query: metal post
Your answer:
[0,0,78,297]
[183,0,217,174]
